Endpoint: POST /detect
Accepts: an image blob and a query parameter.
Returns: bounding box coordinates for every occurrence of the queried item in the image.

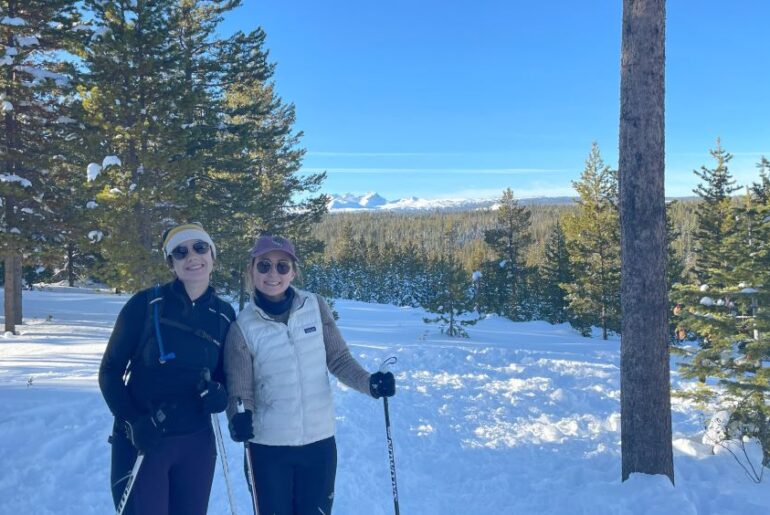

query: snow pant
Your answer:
[246,436,337,515]
[110,424,217,515]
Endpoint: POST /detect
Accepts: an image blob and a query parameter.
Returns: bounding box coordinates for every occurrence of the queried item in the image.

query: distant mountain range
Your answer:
[326,192,577,212]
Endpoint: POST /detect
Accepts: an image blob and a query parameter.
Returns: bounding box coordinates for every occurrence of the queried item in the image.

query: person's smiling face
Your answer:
[170,239,214,286]
[251,250,296,301]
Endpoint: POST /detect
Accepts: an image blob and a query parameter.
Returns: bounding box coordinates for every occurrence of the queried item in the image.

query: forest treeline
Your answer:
[303,143,703,338]
[312,196,697,275]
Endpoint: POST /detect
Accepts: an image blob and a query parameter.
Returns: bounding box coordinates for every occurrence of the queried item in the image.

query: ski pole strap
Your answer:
[379,356,397,373]
[152,284,176,364]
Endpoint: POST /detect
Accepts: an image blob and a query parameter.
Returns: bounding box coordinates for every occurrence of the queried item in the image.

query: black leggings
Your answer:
[247,436,337,515]
[110,425,216,515]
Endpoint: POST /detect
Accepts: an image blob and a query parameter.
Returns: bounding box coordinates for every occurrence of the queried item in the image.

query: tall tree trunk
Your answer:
[67,243,76,287]
[619,0,674,483]
[4,252,22,332]
[3,0,22,332]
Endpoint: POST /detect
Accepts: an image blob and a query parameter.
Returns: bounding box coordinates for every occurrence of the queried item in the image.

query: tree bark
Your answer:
[3,0,22,332]
[619,0,674,483]
[4,253,22,332]
[67,243,76,287]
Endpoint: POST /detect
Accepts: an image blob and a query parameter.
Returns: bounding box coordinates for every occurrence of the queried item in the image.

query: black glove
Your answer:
[369,371,395,399]
[228,410,254,442]
[199,380,228,414]
[126,415,162,452]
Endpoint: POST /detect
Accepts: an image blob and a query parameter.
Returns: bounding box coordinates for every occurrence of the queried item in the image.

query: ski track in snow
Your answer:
[0,289,768,514]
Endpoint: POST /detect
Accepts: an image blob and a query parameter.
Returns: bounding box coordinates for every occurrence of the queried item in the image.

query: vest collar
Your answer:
[254,287,295,316]
[250,287,309,320]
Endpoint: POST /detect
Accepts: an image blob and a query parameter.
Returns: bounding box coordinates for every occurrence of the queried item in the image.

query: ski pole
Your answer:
[238,399,260,515]
[116,452,144,515]
[212,412,238,515]
[202,369,238,515]
[379,356,400,515]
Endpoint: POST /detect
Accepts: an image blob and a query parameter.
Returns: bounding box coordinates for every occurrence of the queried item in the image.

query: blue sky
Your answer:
[221,1,770,200]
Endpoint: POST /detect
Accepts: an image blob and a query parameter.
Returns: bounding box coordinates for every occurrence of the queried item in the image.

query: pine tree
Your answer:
[39,65,108,289]
[202,28,327,302]
[690,141,740,285]
[665,201,686,289]
[81,0,191,291]
[672,147,770,466]
[422,224,479,337]
[751,156,770,203]
[396,239,429,307]
[43,120,103,287]
[480,188,533,320]
[561,143,621,339]
[0,0,83,330]
[329,220,364,300]
[539,221,572,324]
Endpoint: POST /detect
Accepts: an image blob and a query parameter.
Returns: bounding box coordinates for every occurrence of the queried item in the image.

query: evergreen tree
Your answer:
[42,75,105,288]
[672,147,770,465]
[561,143,621,339]
[81,0,190,291]
[665,201,686,290]
[539,221,572,324]
[395,240,429,307]
[750,156,770,203]
[690,141,740,286]
[422,224,479,337]
[204,28,327,302]
[329,221,365,300]
[0,0,83,330]
[480,188,533,320]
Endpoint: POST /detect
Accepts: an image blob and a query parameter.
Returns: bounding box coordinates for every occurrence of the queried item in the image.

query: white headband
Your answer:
[163,227,216,259]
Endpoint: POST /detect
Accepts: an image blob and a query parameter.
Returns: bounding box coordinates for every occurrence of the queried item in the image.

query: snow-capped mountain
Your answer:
[326,192,575,212]
[358,192,388,208]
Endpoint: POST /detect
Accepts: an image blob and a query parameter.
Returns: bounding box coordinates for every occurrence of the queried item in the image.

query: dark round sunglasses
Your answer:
[170,241,211,261]
[255,259,292,275]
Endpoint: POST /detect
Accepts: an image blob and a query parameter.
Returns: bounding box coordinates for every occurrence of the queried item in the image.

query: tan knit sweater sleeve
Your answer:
[224,321,256,418]
[317,295,374,396]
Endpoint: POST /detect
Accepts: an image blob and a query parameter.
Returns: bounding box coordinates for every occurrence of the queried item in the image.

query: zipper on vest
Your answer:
[292,324,305,443]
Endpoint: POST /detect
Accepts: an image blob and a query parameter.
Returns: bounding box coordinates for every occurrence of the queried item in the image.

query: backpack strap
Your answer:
[157,316,222,347]
[210,298,232,343]
[151,283,176,364]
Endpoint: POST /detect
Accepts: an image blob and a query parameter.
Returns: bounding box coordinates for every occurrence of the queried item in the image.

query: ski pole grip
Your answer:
[379,356,398,373]
[237,398,245,414]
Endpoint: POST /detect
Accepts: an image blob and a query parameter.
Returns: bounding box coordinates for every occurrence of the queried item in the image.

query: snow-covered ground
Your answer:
[1,288,768,514]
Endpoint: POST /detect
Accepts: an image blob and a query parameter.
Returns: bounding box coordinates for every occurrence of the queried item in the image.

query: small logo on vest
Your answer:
[304,326,317,334]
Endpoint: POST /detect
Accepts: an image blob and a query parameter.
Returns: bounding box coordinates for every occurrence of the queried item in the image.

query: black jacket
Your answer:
[99,279,236,435]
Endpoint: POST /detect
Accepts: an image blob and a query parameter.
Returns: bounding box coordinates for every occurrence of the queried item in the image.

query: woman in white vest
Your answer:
[224,234,395,515]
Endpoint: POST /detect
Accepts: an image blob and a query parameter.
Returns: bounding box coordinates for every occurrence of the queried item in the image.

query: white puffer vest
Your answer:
[236,289,335,446]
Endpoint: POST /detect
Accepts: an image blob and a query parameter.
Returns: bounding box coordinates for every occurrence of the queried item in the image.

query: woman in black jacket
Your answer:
[99,223,236,515]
